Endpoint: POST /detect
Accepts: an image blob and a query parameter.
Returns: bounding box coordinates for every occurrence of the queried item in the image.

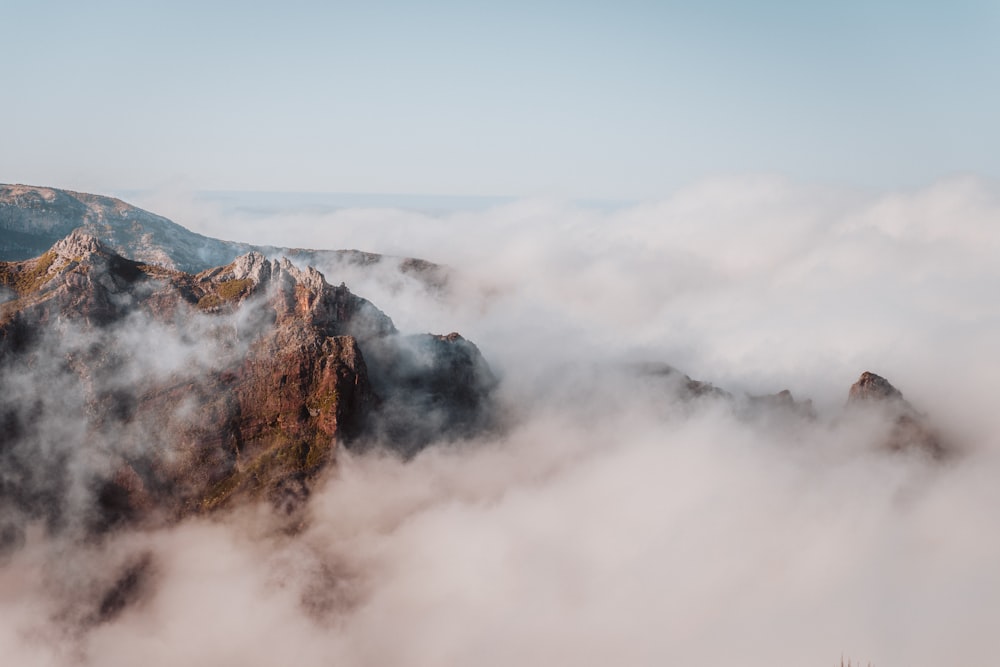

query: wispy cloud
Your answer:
[3,175,999,665]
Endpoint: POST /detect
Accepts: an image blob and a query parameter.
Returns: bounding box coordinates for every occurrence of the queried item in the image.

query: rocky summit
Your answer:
[0,232,495,544]
[848,371,904,404]
[846,371,946,457]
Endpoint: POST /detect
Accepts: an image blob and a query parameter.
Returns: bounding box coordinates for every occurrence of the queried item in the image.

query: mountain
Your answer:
[630,363,945,455]
[0,183,449,291]
[0,231,495,546]
[847,370,945,457]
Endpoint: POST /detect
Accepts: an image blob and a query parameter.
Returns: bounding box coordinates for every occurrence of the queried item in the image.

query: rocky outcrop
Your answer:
[846,371,946,457]
[848,371,904,404]
[629,364,941,453]
[0,233,495,538]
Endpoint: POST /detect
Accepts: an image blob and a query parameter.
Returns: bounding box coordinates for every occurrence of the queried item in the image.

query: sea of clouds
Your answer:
[2,175,999,666]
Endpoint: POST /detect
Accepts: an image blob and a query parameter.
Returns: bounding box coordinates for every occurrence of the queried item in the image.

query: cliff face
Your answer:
[0,232,494,541]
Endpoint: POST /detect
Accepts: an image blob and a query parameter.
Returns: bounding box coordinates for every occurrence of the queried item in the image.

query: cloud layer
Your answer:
[4,175,1000,666]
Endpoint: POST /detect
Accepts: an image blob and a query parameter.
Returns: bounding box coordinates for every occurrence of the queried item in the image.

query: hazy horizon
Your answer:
[4,2,999,198]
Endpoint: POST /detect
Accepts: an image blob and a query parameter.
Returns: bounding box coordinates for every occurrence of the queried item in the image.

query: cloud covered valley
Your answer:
[2,175,1000,666]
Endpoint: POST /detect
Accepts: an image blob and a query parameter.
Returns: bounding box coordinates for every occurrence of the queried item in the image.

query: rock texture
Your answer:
[0,233,494,539]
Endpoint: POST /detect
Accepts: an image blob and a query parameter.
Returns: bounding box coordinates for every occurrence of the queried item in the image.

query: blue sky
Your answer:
[2,1,998,198]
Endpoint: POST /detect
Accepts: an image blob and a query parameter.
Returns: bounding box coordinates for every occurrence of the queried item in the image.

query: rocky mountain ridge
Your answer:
[0,183,448,291]
[631,364,945,456]
[0,231,495,546]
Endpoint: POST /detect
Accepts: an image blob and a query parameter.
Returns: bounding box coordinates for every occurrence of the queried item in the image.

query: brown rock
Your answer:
[848,371,904,404]
[0,234,495,535]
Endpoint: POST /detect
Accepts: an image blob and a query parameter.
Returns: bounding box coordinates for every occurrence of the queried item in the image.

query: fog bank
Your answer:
[4,175,1000,665]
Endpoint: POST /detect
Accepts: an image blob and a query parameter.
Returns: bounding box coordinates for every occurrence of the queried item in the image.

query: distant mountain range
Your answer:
[0,183,448,290]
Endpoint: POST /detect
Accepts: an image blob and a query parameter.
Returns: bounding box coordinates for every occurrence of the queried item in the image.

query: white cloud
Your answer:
[4,175,1000,665]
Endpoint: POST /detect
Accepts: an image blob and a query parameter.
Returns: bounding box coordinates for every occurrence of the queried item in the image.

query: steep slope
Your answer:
[0,232,495,543]
[0,183,449,290]
[0,184,240,269]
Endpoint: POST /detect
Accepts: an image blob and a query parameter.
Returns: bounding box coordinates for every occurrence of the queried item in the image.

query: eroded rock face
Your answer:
[0,233,495,538]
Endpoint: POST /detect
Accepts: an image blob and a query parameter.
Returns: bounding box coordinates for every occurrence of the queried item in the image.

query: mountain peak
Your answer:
[51,229,104,260]
[847,371,904,404]
[228,251,272,285]
[846,371,947,457]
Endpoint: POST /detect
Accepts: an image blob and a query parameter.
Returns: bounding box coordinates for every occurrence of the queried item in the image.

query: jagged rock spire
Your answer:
[52,229,103,259]
[847,370,947,457]
[848,371,903,404]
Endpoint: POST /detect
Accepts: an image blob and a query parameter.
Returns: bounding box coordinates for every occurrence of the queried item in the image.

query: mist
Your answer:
[3,175,1000,665]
